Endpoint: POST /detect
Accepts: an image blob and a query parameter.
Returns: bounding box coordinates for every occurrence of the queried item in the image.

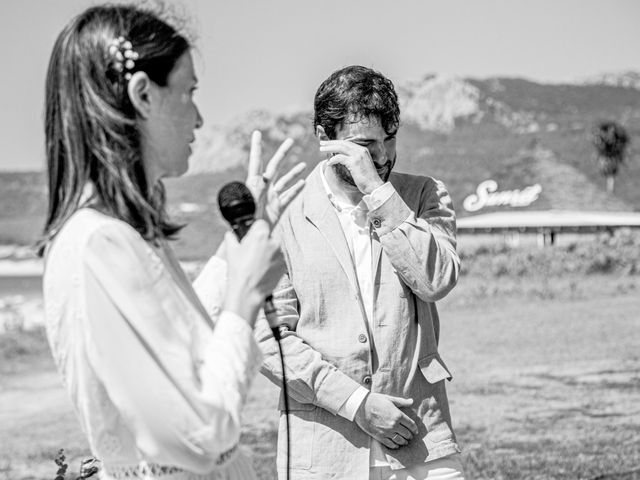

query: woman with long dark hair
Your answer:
[42,4,304,479]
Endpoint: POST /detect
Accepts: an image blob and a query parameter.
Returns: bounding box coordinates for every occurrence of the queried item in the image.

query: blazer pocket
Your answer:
[418,353,453,383]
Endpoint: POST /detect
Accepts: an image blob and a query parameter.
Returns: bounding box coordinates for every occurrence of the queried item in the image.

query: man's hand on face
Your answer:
[320,140,385,195]
[353,392,419,449]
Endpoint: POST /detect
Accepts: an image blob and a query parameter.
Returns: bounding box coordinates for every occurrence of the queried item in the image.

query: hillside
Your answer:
[185,72,640,213]
[2,72,639,259]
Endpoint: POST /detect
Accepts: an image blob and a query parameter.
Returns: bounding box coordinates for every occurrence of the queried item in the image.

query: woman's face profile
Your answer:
[144,51,203,181]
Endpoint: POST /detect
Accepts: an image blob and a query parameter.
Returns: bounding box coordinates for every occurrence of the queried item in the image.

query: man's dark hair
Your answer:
[313,65,400,139]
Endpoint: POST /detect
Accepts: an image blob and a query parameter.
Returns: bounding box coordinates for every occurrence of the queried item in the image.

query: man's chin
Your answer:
[377,168,390,183]
[375,160,395,183]
[332,164,358,188]
[331,160,394,189]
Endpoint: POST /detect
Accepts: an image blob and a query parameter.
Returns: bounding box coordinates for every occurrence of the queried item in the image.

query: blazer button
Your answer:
[358,334,367,343]
[363,375,372,385]
[371,218,382,228]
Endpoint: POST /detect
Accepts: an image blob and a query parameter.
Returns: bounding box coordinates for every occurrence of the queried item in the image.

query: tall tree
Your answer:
[592,121,629,193]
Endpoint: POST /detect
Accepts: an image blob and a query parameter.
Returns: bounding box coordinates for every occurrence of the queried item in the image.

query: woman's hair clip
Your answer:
[108,36,139,81]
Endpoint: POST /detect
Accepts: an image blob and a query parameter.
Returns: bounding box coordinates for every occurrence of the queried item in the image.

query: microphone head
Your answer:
[218,181,256,239]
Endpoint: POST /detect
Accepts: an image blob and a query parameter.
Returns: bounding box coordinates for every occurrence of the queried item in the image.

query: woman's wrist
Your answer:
[223,290,263,328]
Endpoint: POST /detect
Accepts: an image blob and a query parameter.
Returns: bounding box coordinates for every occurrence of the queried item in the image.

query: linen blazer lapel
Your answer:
[303,165,360,295]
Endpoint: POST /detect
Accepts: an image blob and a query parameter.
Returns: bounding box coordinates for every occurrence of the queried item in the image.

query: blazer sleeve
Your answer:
[254,271,362,415]
[80,221,261,475]
[366,178,460,302]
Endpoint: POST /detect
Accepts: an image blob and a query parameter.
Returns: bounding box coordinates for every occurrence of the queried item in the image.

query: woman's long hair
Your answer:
[40,4,190,253]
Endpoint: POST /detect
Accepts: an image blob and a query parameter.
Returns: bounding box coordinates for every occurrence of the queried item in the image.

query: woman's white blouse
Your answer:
[43,209,261,480]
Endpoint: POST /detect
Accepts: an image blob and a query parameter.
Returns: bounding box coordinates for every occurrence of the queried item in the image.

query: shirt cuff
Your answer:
[368,189,413,237]
[363,182,395,211]
[336,386,369,421]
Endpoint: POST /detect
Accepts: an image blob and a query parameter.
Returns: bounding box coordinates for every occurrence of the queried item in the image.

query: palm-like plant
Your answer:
[592,121,629,193]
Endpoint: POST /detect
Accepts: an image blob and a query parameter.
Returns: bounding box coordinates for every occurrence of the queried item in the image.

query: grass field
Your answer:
[1,272,639,480]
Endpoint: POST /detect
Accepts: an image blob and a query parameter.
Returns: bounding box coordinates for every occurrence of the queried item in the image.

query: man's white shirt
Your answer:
[320,162,396,467]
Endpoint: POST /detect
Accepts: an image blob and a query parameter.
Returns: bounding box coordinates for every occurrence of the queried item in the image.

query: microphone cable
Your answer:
[272,325,291,480]
[218,181,291,479]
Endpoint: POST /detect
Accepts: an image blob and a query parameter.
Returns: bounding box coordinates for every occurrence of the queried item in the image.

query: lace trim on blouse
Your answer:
[102,444,237,479]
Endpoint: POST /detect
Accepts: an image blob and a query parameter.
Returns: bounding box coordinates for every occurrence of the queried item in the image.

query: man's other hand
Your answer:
[353,392,419,449]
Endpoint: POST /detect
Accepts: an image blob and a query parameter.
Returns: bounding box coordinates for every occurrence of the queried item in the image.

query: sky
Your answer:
[1,0,639,171]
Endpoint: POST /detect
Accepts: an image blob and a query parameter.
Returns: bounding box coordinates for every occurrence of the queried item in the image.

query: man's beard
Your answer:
[332,156,396,188]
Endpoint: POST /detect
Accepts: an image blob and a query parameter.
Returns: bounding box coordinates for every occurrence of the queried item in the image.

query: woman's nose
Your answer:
[195,107,204,130]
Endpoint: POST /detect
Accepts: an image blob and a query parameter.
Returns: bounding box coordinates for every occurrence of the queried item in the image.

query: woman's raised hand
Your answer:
[245,131,306,229]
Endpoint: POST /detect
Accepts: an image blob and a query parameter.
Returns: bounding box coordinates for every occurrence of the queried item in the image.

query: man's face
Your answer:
[332,116,397,186]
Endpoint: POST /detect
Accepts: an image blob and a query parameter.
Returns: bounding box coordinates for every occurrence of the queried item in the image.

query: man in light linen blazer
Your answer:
[258,66,464,479]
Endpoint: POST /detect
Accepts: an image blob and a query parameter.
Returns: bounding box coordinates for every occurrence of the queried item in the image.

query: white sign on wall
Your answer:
[463,180,542,212]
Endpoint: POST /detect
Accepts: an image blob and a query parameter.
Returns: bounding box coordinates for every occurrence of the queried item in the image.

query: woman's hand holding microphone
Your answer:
[223,131,306,326]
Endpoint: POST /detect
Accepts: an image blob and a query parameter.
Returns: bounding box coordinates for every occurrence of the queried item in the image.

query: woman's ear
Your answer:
[316,125,330,141]
[127,71,153,119]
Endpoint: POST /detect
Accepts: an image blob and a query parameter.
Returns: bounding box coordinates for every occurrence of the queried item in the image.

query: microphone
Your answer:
[219,181,293,478]
[218,181,288,340]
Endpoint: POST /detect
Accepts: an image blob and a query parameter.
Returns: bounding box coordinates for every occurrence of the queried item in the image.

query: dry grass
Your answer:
[2,277,640,479]
[439,292,640,480]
